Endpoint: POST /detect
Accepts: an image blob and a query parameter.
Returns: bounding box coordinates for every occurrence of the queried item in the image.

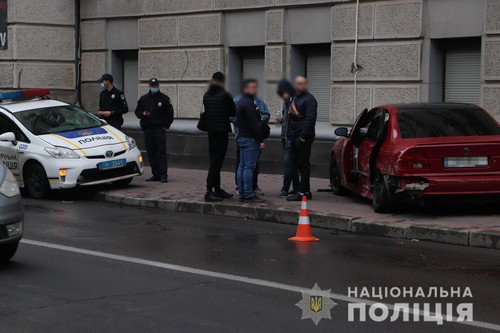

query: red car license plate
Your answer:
[444,157,488,168]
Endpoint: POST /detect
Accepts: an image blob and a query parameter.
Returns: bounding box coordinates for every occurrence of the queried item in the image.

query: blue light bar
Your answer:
[0,89,50,101]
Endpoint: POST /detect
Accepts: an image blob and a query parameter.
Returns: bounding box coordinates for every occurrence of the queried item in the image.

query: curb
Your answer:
[96,191,500,250]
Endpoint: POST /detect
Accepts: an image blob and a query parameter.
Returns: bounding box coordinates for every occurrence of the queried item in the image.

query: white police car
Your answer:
[0,89,143,198]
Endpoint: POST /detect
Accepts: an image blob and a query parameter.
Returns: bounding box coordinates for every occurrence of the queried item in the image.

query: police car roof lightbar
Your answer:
[0,89,51,102]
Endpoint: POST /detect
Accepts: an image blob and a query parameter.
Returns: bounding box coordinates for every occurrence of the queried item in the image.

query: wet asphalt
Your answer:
[1,189,500,332]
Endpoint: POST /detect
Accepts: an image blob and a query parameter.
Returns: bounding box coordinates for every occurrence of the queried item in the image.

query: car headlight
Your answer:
[45,147,80,159]
[0,168,20,198]
[126,136,137,150]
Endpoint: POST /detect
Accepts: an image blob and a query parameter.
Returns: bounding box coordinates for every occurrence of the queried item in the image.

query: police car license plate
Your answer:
[98,158,127,170]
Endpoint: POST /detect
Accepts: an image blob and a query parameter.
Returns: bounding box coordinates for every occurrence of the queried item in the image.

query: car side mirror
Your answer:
[0,132,16,144]
[334,127,349,137]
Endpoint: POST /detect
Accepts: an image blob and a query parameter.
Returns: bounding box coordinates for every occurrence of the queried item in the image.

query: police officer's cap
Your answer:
[98,73,114,83]
[148,78,160,85]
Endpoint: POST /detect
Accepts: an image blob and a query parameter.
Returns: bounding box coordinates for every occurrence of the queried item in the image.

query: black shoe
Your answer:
[287,192,312,201]
[160,175,168,183]
[205,192,223,202]
[279,189,289,198]
[239,197,245,203]
[245,195,265,203]
[215,189,234,199]
[146,176,160,182]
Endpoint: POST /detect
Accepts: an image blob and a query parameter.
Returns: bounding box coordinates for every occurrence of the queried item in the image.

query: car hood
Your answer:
[39,126,127,150]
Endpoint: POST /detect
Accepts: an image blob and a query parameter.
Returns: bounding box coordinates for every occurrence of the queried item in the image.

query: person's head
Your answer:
[211,71,226,87]
[242,79,259,97]
[294,76,308,94]
[149,78,160,94]
[98,73,114,90]
[276,79,295,100]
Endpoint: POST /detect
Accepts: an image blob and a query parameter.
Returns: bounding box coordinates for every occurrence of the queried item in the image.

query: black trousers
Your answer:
[144,128,167,177]
[207,132,229,192]
[291,138,313,193]
[235,145,260,190]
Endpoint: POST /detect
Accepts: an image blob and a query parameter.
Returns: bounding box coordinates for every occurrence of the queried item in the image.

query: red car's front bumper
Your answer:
[398,173,500,196]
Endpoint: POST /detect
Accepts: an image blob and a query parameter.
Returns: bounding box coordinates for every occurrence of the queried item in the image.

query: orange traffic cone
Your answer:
[288,196,319,242]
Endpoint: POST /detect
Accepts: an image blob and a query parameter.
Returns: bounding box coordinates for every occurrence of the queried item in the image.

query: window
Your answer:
[0,115,28,142]
[397,107,500,138]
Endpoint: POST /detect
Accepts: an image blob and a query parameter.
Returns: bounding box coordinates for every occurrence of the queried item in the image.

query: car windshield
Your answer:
[13,105,104,135]
[397,107,500,138]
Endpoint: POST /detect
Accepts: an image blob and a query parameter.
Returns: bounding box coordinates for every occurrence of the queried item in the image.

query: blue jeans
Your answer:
[237,137,260,199]
[282,139,300,193]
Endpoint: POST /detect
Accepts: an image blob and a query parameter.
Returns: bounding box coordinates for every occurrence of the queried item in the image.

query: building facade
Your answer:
[1,0,500,126]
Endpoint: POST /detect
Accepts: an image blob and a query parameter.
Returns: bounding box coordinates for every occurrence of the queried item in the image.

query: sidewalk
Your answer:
[97,167,500,250]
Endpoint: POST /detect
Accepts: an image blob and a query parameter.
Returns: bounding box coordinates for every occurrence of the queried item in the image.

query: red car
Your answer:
[330,103,500,213]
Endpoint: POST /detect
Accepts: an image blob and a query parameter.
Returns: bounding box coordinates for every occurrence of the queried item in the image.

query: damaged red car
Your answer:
[330,103,500,213]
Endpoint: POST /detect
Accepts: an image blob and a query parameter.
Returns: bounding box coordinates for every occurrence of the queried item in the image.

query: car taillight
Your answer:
[398,154,430,172]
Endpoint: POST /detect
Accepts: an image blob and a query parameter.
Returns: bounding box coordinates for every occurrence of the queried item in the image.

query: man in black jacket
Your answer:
[287,76,318,201]
[98,73,128,129]
[135,78,174,183]
[202,72,236,202]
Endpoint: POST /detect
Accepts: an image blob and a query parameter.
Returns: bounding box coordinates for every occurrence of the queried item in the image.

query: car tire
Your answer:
[112,177,133,187]
[0,241,19,262]
[372,172,394,213]
[330,157,347,196]
[25,162,50,199]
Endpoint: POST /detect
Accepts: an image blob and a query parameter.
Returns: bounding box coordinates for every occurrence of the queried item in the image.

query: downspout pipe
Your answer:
[351,0,361,123]
[75,0,81,106]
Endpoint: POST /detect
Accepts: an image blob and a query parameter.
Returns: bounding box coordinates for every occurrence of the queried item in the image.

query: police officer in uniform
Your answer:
[98,73,129,130]
[135,78,174,183]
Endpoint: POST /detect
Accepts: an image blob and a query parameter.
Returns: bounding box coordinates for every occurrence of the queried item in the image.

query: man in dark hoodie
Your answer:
[276,79,300,198]
[135,78,174,183]
[287,76,318,201]
[236,79,265,203]
[202,72,236,202]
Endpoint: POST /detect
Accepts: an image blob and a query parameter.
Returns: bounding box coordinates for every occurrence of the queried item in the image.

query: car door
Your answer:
[356,109,387,196]
[342,108,372,190]
[0,114,29,178]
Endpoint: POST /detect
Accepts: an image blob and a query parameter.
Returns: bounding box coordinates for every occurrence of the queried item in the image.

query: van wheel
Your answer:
[0,242,19,262]
[330,158,347,196]
[25,162,50,199]
[372,172,394,213]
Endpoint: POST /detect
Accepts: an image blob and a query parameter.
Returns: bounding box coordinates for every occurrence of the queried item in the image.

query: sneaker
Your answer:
[215,189,234,199]
[286,192,312,201]
[205,192,223,202]
[146,176,160,182]
[160,175,168,183]
[245,195,265,203]
[279,189,289,198]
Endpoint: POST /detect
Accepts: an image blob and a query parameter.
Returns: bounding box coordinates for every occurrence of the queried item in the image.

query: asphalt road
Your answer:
[1,191,500,332]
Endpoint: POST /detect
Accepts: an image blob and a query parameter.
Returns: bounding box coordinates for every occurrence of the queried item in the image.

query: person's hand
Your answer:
[259,142,265,150]
[143,111,151,117]
[275,117,282,125]
[99,111,112,118]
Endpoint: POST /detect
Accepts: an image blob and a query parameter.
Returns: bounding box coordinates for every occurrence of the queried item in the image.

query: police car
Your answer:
[0,89,143,198]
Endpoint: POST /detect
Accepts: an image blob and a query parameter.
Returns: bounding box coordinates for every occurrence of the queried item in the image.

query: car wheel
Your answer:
[112,177,133,187]
[25,162,50,199]
[372,172,394,213]
[0,241,19,262]
[330,157,347,196]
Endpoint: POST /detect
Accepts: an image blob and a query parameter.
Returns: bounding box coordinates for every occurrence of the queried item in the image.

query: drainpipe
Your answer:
[351,0,362,123]
[75,0,81,106]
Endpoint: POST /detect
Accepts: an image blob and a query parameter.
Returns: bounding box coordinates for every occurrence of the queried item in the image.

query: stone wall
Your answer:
[331,0,423,124]
[0,0,75,102]
[482,0,500,118]
[1,0,489,125]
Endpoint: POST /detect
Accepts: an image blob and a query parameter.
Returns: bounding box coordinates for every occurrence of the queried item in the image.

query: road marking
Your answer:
[21,239,500,331]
